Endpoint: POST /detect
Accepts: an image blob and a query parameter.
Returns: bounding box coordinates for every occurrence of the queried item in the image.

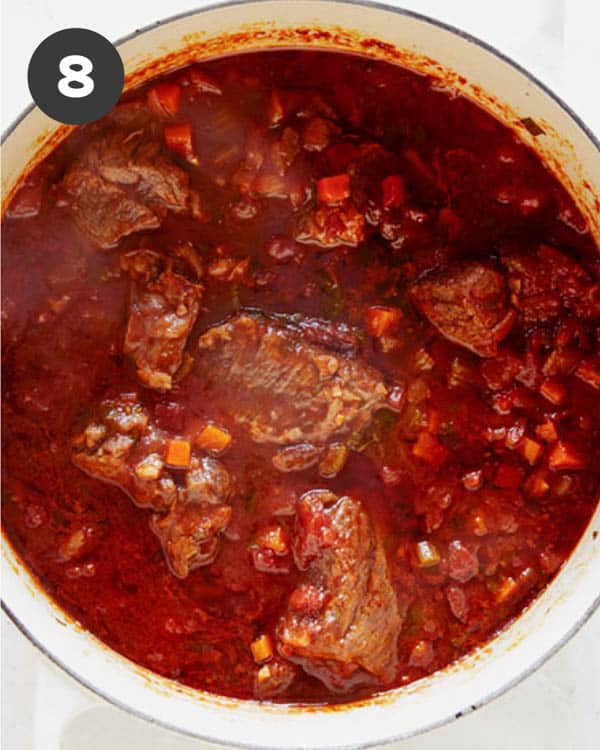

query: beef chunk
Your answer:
[122,250,203,391]
[276,490,401,692]
[61,169,160,248]
[197,313,388,445]
[62,131,192,248]
[254,659,298,699]
[410,262,516,357]
[502,244,600,323]
[72,395,232,576]
[151,470,231,578]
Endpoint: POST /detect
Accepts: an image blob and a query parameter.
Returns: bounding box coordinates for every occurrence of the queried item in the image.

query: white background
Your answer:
[2,1,599,749]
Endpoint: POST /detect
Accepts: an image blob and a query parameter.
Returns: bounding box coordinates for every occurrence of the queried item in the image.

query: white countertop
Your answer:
[2,1,599,748]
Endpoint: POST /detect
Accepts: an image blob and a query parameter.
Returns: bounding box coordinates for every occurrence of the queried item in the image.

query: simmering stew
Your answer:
[2,50,599,703]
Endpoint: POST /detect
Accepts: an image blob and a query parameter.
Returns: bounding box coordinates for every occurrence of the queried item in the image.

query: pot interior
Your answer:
[2,2,599,748]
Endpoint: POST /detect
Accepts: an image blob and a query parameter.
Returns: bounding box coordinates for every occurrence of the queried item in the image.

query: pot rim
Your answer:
[2,1,599,747]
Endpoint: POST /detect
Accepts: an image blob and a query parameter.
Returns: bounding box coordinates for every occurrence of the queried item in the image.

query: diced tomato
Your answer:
[366,306,403,337]
[447,540,479,583]
[539,378,567,405]
[381,175,406,209]
[147,82,182,118]
[164,122,197,163]
[446,585,468,622]
[317,174,351,204]
[412,431,449,466]
[493,463,525,489]
[548,441,587,471]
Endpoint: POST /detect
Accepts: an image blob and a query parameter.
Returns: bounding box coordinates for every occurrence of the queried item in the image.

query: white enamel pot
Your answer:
[2,2,599,748]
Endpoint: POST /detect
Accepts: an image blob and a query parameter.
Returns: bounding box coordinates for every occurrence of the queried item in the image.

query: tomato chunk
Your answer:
[317,174,351,204]
[164,122,197,163]
[366,306,403,337]
[147,82,182,118]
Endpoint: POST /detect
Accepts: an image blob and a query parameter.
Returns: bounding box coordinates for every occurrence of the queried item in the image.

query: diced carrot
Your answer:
[493,463,525,489]
[165,439,191,468]
[575,360,600,391]
[317,174,351,204]
[250,634,273,664]
[365,306,403,338]
[256,525,289,556]
[415,540,441,567]
[495,576,518,603]
[412,431,449,466]
[164,122,197,163]
[548,441,587,471]
[535,419,558,443]
[518,437,544,466]
[195,424,232,454]
[539,378,567,405]
[524,470,550,498]
[381,175,406,209]
[147,82,181,118]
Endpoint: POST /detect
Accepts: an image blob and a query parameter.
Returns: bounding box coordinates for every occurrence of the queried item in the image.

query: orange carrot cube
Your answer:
[548,441,587,471]
[165,439,191,468]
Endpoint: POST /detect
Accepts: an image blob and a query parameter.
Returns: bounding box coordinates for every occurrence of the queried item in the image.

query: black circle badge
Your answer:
[28,28,124,125]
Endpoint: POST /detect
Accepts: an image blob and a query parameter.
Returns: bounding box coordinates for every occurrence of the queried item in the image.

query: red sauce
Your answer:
[2,50,599,704]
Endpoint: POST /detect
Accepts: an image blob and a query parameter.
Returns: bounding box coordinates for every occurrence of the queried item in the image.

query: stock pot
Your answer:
[2,2,599,747]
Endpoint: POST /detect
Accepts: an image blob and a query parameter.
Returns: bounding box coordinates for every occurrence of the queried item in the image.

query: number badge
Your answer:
[28,28,124,125]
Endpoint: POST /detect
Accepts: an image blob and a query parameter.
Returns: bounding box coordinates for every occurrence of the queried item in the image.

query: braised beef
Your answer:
[121,250,203,391]
[502,244,600,323]
[276,490,401,692]
[72,395,232,576]
[197,313,388,445]
[410,262,516,357]
[62,131,192,248]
